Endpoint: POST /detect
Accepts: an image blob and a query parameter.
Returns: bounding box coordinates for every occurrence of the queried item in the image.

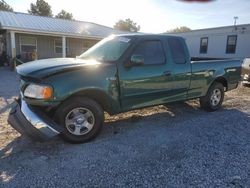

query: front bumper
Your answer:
[8,98,62,141]
[242,74,250,84]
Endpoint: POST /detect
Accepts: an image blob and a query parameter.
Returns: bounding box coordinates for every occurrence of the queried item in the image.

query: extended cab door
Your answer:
[118,36,191,111]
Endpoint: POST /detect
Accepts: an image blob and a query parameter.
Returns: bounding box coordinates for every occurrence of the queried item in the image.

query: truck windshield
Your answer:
[79,35,132,62]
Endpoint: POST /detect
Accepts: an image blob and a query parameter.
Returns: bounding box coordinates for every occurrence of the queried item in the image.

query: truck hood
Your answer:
[16,58,103,79]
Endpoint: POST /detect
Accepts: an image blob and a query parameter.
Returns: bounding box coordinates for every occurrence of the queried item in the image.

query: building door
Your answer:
[0,34,5,66]
[0,31,8,66]
[0,35,4,56]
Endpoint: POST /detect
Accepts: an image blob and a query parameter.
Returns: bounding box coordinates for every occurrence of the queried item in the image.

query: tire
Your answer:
[54,97,104,143]
[200,82,224,112]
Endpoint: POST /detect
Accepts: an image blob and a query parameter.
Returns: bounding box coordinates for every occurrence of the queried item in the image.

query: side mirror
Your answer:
[124,55,144,68]
[130,54,144,66]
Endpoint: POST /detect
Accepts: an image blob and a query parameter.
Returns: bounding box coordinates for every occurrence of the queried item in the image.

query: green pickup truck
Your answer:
[8,34,242,143]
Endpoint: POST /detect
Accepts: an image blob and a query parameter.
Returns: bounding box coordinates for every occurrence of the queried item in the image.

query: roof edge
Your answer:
[2,26,106,39]
[166,23,250,34]
[0,10,118,31]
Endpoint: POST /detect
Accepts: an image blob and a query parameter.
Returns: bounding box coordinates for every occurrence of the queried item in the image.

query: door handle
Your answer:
[163,71,171,76]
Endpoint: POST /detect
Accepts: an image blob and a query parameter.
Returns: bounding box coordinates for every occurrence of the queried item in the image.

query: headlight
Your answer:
[24,84,53,99]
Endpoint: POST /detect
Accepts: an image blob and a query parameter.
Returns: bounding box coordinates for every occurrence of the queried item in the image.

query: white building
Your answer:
[174,24,250,60]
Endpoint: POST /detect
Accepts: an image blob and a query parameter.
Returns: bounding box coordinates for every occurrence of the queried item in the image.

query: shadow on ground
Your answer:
[0,102,200,158]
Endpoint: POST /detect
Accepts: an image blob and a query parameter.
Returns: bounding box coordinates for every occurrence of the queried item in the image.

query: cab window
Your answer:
[133,40,165,65]
[168,38,186,64]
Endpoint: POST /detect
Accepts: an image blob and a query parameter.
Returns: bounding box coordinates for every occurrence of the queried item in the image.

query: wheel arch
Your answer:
[200,78,225,112]
[202,76,228,98]
[212,76,228,91]
[66,88,120,115]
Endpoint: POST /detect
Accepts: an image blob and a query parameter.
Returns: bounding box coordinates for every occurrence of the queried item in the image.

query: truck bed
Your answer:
[187,59,242,99]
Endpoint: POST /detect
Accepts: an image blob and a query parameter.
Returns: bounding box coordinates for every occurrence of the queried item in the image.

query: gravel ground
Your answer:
[0,67,250,187]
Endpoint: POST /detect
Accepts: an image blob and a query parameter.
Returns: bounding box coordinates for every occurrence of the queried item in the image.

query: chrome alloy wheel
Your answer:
[210,88,221,107]
[65,108,95,136]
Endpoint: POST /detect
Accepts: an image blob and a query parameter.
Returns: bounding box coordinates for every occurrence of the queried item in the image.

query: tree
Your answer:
[55,10,74,20]
[28,0,53,17]
[165,26,191,33]
[0,0,13,12]
[114,18,140,32]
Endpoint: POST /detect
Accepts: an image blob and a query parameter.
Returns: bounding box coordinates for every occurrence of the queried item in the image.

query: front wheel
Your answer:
[54,97,104,143]
[200,82,224,112]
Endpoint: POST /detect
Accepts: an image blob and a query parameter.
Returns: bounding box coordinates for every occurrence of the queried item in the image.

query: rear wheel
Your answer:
[200,82,224,112]
[55,97,104,143]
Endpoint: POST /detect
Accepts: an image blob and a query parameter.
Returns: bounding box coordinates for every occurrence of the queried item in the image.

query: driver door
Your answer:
[118,38,174,110]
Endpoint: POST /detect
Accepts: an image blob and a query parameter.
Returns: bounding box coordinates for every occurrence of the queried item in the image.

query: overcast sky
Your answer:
[6,0,250,33]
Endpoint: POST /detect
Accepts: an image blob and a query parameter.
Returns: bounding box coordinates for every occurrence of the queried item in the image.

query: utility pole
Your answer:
[234,16,239,26]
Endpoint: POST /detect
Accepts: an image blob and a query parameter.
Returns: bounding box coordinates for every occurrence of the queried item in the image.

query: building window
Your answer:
[200,37,208,54]
[226,35,237,54]
[20,36,37,53]
[54,39,62,53]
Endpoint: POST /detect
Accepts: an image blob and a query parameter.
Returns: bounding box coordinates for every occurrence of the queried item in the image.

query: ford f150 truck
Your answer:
[8,34,242,143]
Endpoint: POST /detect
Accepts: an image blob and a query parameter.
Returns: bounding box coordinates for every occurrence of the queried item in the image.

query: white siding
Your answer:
[173,24,250,59]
